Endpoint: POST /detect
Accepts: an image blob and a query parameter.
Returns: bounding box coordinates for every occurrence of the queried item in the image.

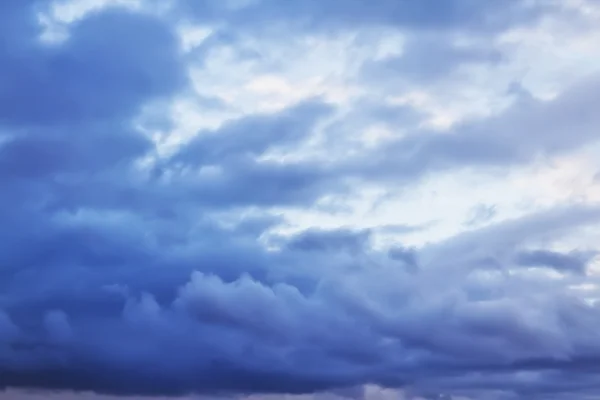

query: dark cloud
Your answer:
[346,73,600,183]
[171,99,333,167]
[0,8,185,128]
[3,204,600,397]
[285,228,371,253]
[1,0,600,399]
[159,100,340,207]
[464,204,498,227]
[513,249,593,275]
[388,246,418,271]
[175,0,552,35]
[362,34,504,84]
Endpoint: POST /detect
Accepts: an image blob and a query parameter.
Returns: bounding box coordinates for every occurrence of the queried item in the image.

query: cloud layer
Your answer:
[2,1,600,399]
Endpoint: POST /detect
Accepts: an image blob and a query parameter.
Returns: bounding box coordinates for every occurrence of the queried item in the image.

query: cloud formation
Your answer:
[2,1,600,400]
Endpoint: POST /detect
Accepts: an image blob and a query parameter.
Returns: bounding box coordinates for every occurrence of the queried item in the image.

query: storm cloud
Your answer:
[2,1,600,400]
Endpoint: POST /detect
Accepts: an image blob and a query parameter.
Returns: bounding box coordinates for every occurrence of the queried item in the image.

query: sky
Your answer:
[2,0,600,399]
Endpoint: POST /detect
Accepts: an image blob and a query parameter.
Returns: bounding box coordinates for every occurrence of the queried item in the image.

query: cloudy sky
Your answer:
[2,0,600,399]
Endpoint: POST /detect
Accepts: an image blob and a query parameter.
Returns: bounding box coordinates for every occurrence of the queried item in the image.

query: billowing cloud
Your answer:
[2,0,600,400]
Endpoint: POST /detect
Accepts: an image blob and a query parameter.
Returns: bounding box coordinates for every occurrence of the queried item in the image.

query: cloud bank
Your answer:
[2,1,600,399]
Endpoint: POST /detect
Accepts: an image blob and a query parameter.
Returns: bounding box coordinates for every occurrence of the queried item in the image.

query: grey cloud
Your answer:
[464,204,498,227]
[0,8,185,128]
[175,0,552,35]
[387,246,418,272]
[285,228,372,254]
[514,249,594,274]
[2,0,600,399]
[172,99,333,167]
[348,74,600,183]
[420,205,600,276]
[3,207,600,397]
[362,35,504,84]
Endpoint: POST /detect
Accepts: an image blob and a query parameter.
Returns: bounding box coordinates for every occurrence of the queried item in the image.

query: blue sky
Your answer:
[2,0,600,399]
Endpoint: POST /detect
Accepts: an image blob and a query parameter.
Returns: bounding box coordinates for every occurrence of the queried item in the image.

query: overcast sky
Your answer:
[2,0,600,399]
